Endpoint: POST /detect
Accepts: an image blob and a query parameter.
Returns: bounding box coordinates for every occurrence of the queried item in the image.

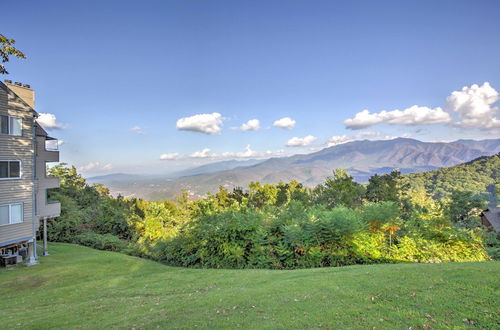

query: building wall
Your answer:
[35,134,60,226]
[0,83,36,246]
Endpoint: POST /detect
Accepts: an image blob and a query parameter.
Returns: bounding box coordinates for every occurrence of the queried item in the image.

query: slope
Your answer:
[0,243,498,329]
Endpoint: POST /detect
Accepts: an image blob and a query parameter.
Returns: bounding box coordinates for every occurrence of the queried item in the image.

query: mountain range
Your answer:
[89,138,500,200]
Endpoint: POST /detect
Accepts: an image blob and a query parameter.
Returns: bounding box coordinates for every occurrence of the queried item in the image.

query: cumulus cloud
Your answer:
[326,131,409,147]
[160,153,181,160]
[344,106,451,130]
[220,145,284,158]
[240,119,260,131]
[273,117,296,130]
[176,112,223,134]
[160,146,285,161]
[78,162,112,172]
[190,148,213,158]
[37,113,65,130]
[344,82,500,131]
[286,135,317,147]
[131,126,144,134]
[446,82,500,129]
[326,135,351,147]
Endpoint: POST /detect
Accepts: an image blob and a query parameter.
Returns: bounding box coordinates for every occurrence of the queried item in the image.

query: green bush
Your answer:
[46,163,493,270]
[74,232,127,252]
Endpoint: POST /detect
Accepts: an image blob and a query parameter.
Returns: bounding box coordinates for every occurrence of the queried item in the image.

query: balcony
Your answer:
[36,188,61,221]
[38,140,59,162]
[35,133,61,220]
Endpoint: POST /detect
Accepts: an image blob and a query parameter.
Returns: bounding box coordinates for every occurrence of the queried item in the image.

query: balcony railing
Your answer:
[45,139,60,151]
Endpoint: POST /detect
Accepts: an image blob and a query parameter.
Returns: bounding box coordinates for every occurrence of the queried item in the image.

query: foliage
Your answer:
[74,232,127,252]
[404,154,499,206]
[444,190,487,228]
[365,170,403,203]
[0,33,26,74]
[44,157,496,269]
[311,169,365,209]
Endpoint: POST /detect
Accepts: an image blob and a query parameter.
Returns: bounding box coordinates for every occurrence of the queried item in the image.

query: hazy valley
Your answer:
[89,137,500,200]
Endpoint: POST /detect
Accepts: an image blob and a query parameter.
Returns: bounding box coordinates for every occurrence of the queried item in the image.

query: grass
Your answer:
[0,243,498,329]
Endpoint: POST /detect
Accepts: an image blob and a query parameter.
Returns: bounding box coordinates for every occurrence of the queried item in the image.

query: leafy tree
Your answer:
[248,182,279,209]
[228,186,248,205]
[276,180,309,206]
[365,170,402,203]
[444,190,487,228]
[312,169,365,209]
[0,34,26,74]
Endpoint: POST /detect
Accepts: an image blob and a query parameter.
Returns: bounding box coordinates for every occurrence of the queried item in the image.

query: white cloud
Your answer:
[240,119,260,131]
[286,135,317,147]
[344,82,500,132]
[131,126,144,134]
[176,112,223,134]
[326,131,409,147]
[37,113,65,130]
[446,82,500,129]
[344,106,451,130]
[190,148,213,158]
[162,145,285,161]
[79,162,98,171]
[273,117,296,130]
[222,145,285,158]
[326,135,351,147]
[160,153,181,160]
[78,162,113,172]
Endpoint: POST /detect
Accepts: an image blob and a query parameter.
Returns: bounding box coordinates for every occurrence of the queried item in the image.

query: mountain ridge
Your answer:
[91,138,500,200]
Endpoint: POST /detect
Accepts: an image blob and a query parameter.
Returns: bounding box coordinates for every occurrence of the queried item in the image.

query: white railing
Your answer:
[45,139,59,151]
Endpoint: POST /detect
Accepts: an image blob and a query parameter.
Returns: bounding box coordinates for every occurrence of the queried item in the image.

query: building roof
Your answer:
[35,122,56,140]
[481,207,500,231]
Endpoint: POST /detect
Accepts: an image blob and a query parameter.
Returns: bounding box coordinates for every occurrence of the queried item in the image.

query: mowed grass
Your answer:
[0,243,498,329]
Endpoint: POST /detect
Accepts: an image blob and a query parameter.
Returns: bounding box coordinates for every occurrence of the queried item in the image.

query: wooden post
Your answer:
[43,217,49,256]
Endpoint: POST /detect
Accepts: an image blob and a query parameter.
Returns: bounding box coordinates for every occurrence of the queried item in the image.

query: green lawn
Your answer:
[0,243,498,329]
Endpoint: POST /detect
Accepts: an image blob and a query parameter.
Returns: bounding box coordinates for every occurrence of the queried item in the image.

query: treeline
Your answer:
[45,155,499,269]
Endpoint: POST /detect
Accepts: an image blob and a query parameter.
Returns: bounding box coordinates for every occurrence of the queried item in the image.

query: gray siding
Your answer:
[0,84,36,246]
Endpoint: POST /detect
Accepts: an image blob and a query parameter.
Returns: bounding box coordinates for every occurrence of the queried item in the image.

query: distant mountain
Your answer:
[453,139,500,153]
[87,173,145,183]
[171,159,264,177]
[91,138,500,200]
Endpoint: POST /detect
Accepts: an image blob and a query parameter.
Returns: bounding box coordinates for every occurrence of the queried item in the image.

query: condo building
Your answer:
[0,80,60,265]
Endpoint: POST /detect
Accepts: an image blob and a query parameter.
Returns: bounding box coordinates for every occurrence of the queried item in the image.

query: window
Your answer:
[0,161,21,179]
[0,203,23,225]
[0,115,22,136]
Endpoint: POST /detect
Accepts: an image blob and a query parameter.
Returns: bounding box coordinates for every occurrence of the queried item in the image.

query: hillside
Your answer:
[405,153,500,204]
[95,138,500,200]
[1,243,498,329]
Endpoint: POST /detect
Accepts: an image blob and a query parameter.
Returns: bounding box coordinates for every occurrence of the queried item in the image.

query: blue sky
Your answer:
[3,0,500,175]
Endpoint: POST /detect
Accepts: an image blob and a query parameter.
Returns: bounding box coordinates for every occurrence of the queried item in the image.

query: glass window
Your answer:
[10,204,22,224]
[10,117,22,136]
[0,161,7,178]
[9,161,20,178]
[0,115,8,134]
[0,205,8,225]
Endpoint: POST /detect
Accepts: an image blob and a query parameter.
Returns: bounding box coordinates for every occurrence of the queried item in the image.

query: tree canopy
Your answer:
[0,34,26,74]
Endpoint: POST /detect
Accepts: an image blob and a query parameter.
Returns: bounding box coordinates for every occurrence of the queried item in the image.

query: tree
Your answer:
[365,170,402,203]
[312,169,365,209]
[444,190,487,228]
[1,34,26,74]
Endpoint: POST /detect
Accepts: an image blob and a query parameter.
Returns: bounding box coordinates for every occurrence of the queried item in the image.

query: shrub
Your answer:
[74,232,127,252]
